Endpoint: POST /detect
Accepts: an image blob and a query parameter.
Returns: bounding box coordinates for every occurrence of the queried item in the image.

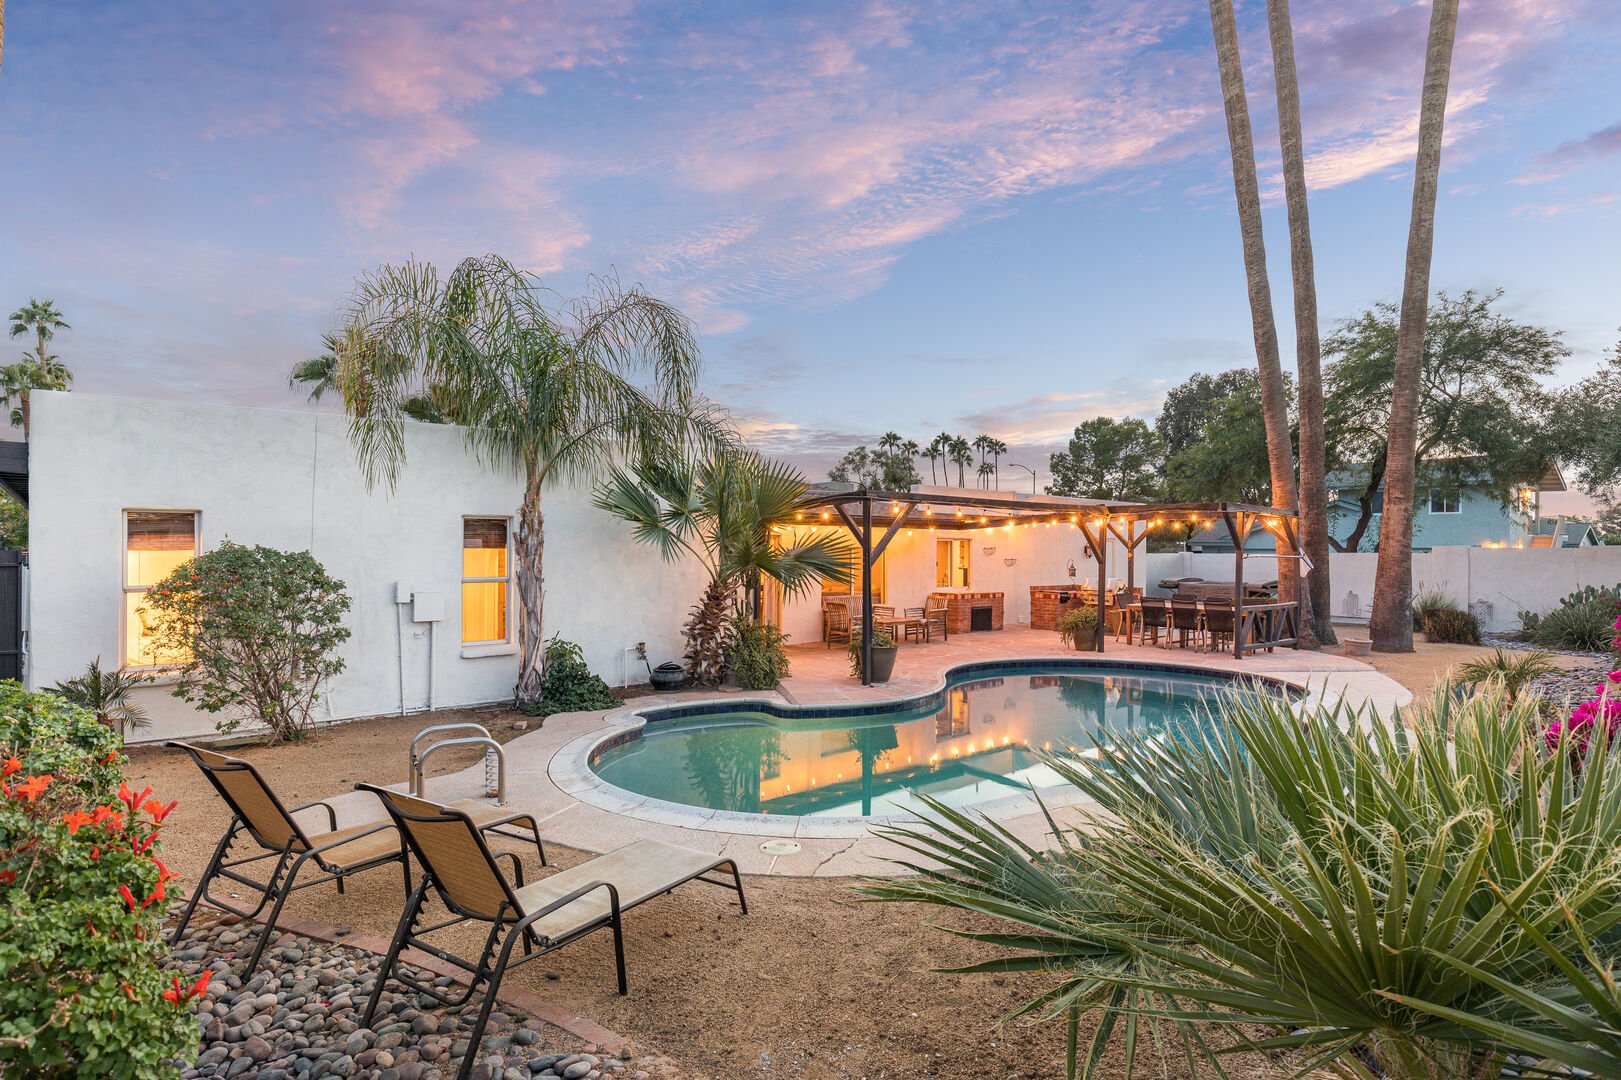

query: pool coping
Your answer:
[547,654,1312,839]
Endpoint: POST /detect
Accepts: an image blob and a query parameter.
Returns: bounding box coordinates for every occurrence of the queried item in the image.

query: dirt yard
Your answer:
[1328,622,1592,702]
[130,636,1510,1078]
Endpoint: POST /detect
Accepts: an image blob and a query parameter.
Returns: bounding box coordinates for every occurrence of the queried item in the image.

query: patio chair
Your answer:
[825,602,853,648]
[903,606,927,643]
[1170,599,1203,649]
[356,785,747,1080]
[1109,588,1143,641]
[1203,601,1237,653]
[923,598,949,642]
[167,742,547,976]
[1137,597,1171,646]
[872,604,895,621]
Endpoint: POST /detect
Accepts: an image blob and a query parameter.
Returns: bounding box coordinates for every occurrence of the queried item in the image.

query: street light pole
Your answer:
[1007,463,1038,494]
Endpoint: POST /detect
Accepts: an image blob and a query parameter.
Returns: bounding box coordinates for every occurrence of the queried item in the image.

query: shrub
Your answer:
[1056,605,1100,648]
[1524,585,1621,653]
[50,658,152,735]
[1455,648,1559,704]
[1410,581,1459,635]
[1421,606,1481,644]
[868,687,1621,1079]
[728,615,790,690]
[523,636,617,718]
[0,687,196,1075]
[847,624,896,678]
[141,542,352,742]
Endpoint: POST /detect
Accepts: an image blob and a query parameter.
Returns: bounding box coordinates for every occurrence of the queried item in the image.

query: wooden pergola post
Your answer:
[1077,516,1109,654]
[827,491,917,687]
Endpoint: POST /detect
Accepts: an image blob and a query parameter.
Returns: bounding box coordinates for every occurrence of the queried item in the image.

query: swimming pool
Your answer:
[589,662,1284,819]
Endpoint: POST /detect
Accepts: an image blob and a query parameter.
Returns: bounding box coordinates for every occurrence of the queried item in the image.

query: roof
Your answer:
[1531,516,1599,547]
[0,442,27,506]
[1325,460,1565,495]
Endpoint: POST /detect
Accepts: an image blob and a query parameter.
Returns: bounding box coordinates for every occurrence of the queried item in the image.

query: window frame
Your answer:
[935,537,971,589]
[1428,488,1462,515]
[461,515,514,647]
[122,508,200,670]
[820,547,886,603]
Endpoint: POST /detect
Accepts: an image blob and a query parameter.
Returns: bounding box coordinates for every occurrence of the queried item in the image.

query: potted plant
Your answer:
[1057,605,1101,651]
[848,624,898,683]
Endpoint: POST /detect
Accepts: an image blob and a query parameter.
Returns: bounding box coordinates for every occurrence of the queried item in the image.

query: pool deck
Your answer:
[320,627,1410,879]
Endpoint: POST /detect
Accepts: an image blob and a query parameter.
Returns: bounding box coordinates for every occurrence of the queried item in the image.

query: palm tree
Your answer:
[1268,0,1332,647]
[948,435,973,487]
[1369,0,1461,652]
[977,460,995,489]
[0,355,71,438]
[595,452,853,685]
[877,430,903,455]
[1207,0,1310,646]
[972,434,994,487]
[6,298,73,437]
[335,254,727,705]
[288,334,342,403]
[987,437,1008,488]
[923,435,945,485]
[51,657,152,735]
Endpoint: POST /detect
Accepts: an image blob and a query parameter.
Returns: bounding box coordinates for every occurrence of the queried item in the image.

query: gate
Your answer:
[0,551,25,681]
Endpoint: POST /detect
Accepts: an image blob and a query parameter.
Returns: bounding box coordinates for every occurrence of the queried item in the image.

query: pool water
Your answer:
[590,664,1259,819]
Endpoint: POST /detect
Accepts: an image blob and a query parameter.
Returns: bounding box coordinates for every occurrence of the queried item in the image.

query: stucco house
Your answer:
[1188,464,1571,553]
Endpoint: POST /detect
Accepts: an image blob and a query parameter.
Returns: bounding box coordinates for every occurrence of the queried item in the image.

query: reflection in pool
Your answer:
[590,665,1268,818]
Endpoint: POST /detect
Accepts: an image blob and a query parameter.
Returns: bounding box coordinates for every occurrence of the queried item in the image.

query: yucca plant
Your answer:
[1455,648,1561,704]
[866,686,1621,1078]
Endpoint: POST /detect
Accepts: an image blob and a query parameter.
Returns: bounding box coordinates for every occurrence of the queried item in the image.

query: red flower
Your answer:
[118,782,152,815]
[10,774,52,802]
[0,870,16,887]
[143,798,177,823]
[1,756,20,777]
[162,969,212,1006]
[99,751,119,766]
[118,883,138,911]
[90,845,100,860]
[90,805,124,830]
[122,983,139,1003]
[63,810,94,834]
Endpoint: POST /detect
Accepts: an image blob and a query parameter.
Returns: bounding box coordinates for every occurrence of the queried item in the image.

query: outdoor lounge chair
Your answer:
[355,784,748,1080]
[167,741,547,976]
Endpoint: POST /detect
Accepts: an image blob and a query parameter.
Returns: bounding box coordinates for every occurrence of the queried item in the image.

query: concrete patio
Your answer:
[312,626,1410,880]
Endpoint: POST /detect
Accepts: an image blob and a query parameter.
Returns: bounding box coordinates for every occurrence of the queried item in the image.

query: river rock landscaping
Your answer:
[167,912,679,1080]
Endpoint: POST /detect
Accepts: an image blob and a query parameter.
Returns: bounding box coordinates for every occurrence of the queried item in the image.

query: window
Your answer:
[821,549,885,603]
[1429,488,1461,515]
[124,511,198,667]
[462,518,511,645]
[935,538,970,588]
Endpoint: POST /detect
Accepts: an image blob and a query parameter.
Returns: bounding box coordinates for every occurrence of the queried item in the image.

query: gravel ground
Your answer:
[168,911,679,1080]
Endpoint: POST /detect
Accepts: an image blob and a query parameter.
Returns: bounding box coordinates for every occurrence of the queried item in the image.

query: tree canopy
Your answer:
[1047,417,1162,501]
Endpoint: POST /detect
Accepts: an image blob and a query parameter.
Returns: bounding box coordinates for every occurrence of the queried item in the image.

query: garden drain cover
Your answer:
[759,839,801,855]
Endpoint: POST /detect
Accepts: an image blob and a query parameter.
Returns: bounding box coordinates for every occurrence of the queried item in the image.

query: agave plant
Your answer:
[1455,648,1561,704]
[51,657,152,734]
[595,452,854,686]
[866,686,1621,1078]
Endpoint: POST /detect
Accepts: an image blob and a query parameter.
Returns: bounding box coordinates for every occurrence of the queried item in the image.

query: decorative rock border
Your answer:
[167,911,680,1080]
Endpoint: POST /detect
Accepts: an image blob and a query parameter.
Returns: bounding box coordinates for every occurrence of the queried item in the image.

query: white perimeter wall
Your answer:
[1143,547,1621,632]
[29,392,705,743]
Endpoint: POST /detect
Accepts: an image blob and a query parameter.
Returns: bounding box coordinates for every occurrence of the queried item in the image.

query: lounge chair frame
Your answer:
[356,783,747,1080]
[166,741,546,977]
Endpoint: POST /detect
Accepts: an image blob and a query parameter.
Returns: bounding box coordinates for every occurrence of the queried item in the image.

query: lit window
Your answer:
[935,539,970,588]
[1428,489,1461,515]
[124,511,197,667]
[821,549,884,602]
[462,518,510,644]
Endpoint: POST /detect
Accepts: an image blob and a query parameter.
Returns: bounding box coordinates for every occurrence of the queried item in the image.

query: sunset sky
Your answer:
[1,1,1616,504]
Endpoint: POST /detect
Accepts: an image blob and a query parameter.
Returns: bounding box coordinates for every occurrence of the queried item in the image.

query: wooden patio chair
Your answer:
[825,602,853,648]
[923,598,949,642]
[1170,599,1204,649]
[902,607,927,643]
[1137,597,1171,646]
[1203,601,1237,653]
[356,784,747,1080]
[167,741,547,976]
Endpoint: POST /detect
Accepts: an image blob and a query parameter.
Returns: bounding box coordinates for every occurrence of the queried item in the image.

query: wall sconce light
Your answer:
[1004,557,1017,567]
[983,546,996,556]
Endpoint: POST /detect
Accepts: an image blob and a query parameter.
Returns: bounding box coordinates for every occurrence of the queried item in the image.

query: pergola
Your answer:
[786,487,1302,685]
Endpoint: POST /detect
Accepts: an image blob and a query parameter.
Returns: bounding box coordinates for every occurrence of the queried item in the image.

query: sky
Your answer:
[1,0,1617,511]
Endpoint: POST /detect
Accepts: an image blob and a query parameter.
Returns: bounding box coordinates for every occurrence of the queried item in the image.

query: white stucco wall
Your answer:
[29,391,705,742]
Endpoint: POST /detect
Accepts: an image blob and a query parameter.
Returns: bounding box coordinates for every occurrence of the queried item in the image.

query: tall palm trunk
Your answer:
[515,468,546,704]
[1208,0,1307,642]
[1267,0,1330,647]
[1370,0,1460,653]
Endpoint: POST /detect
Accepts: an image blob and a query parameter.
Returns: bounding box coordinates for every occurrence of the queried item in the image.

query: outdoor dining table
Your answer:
[1117,599,1261,650]
[874,613,923,639]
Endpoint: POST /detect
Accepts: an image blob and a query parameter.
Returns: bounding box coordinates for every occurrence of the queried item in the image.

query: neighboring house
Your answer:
[1187,464,1570,553]
[1528,515,1603,548]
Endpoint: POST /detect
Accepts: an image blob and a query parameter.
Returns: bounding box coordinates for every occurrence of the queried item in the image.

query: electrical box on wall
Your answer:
[411,590,445,623]
[395,581,413,605]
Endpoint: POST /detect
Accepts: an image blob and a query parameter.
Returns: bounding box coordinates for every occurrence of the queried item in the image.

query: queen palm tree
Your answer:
[1268,0,1332,647]
[948,435,973,487]
[288,334,342,403]
[335,254,728,705]
[595,451,853,685]
[1207,0,1310,646]
[9,298,69,368]
[1370,0,1461,653]
[6,298,73,437]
